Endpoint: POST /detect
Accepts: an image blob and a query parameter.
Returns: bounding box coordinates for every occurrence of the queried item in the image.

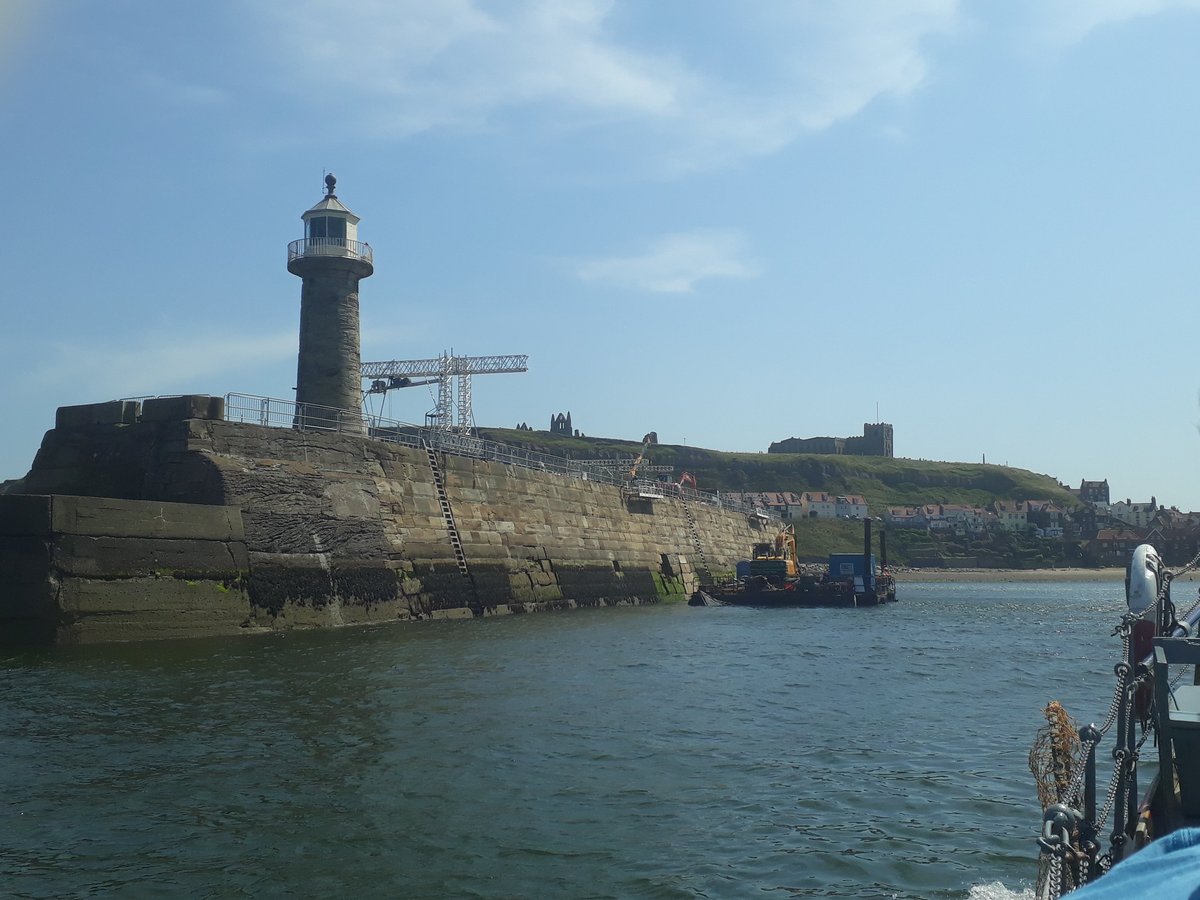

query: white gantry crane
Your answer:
[361,352,529,432]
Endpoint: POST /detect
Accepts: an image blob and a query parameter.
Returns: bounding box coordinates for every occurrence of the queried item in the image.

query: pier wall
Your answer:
[1,400,769,643]
[0,494,249,643]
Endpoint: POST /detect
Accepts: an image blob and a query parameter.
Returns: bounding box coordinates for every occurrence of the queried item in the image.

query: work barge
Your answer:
[0,177,774,644]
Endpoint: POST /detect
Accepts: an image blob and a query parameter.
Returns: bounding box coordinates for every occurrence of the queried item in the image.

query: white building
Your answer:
[993,500,1028,532]
[1108,498,1157,529]
[835,495,869,519]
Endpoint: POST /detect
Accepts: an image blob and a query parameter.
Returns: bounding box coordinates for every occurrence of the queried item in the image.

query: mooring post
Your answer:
[863,517,873,593]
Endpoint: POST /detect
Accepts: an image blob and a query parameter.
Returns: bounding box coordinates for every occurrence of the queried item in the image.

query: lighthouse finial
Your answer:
[324,173,337,198]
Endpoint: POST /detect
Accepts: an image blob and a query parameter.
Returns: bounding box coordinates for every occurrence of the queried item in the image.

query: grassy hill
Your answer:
[476,427,1079,514]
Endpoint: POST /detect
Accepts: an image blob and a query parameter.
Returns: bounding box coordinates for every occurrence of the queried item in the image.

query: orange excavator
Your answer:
[749,524,799,584]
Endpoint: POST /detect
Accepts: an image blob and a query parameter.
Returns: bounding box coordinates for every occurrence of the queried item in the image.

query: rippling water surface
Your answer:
[1,582,1139,898]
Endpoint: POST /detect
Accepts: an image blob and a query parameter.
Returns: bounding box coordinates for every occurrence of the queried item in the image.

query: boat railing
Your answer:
[1034,571,1200,897]
[1151,636,1200,829]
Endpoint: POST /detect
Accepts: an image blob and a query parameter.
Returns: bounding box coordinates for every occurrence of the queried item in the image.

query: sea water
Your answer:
[1,581,1142,898]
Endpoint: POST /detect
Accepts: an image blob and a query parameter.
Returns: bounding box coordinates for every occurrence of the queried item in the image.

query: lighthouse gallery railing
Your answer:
[287,238,373,264]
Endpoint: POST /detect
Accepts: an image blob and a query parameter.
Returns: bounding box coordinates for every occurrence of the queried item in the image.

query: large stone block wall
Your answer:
[0,494,250,644]
[24,404,226,505]
[196,419,769,627]
[2,401,773,642]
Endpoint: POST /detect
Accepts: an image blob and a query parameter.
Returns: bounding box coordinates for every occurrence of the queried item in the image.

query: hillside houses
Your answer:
[883,500,1073,539]
[940,504,990,533]
[1074,479,1111,504]
[721,491,869,520]
[886,507,929,529]
[1078,504,1200,565]
[1026,500,1069,538]
[719,483,1200,569]
[1104,498,1158,529]
[1142,508,1200,566]
[801,492,869,520]
[719,491,805,519]
[1090,528,1145,567]
[885,504,992,535]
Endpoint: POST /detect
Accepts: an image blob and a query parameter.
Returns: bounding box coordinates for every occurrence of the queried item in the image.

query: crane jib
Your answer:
[360,355,529,379]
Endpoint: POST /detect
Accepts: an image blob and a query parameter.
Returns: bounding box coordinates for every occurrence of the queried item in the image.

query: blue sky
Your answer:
[3,1,1200,508]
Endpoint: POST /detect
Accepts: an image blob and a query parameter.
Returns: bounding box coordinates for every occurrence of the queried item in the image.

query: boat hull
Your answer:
[690,575,896,609]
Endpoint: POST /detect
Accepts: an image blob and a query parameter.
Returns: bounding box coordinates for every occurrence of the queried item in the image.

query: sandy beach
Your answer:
[894,567,1196,583]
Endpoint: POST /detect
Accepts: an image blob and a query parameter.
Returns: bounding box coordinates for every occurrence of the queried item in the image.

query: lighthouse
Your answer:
[287,174,373,432]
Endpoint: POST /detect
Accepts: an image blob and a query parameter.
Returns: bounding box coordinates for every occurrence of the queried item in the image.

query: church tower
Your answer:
[287,174,373,431]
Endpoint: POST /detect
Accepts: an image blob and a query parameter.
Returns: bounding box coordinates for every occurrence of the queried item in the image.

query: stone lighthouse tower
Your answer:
[287,174,373,432]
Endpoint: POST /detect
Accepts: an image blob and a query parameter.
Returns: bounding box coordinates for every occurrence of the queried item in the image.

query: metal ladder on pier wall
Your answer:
[423,440,471,578]
[681,501,713,587]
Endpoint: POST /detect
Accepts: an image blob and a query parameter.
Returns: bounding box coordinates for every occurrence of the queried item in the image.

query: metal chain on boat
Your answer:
[1095,722,1151,835]
[1096,760,1122,836]
[1156,565,1198,695]
[1037,554,1200,899]
[1163,550,1200,625]
[1095,619,1133,737]
[1053,619,1132,816]
[1036,857,1060,900]
[1036,618,1138,899]
[1090,560,1198,853]
[1042,856,1062,900]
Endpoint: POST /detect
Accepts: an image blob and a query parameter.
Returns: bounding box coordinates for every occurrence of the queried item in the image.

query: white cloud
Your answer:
[254,0,960,171]
[1033,0,1200,46]
[259,0,684,134]
[30,330,297,400]
[577,229,758,294]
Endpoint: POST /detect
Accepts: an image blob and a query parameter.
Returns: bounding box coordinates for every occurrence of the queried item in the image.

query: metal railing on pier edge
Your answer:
[222,393,778,521]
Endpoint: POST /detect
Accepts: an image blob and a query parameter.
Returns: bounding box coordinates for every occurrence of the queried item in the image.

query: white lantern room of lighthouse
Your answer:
[299,174,364,259]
